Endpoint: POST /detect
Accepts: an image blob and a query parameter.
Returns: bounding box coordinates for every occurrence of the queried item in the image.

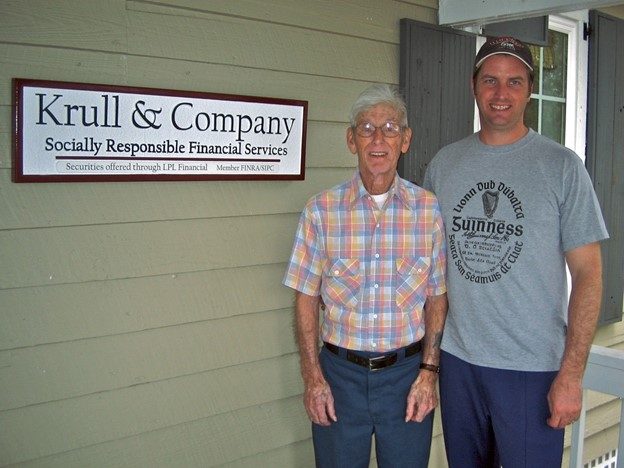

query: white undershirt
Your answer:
[370,191,390,209]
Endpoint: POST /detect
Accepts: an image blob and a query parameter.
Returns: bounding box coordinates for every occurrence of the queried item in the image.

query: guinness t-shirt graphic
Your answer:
[449,181,524,284]
[423,130,608,372]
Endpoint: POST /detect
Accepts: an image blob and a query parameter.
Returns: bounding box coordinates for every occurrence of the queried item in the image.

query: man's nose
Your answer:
[492,82,507,97]
[372,126,385,141]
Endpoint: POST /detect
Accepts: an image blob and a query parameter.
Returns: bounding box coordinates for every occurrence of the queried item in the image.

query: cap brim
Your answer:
[474,51,534,72]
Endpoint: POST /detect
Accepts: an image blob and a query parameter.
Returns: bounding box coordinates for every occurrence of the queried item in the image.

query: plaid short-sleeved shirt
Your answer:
[283,172,446,352]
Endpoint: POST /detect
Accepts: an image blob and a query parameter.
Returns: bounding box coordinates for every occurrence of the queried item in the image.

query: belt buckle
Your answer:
[368,353,395,371]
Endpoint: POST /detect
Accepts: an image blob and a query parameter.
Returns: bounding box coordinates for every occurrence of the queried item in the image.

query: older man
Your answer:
[283,84,448,467]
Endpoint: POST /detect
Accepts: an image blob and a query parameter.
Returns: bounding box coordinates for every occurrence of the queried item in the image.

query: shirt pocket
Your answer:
[323,258,360,309]
[396,257,431,311]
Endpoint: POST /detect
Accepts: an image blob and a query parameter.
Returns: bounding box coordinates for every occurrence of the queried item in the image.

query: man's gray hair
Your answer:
[349,84,409,128]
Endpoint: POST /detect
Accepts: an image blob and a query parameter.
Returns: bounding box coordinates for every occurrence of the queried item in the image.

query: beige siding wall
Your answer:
[1,1,622,467]
[0,1,439,466]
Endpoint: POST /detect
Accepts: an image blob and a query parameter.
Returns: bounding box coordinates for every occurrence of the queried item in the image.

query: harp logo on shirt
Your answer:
[482,190,499,218]
[449,180,525,284]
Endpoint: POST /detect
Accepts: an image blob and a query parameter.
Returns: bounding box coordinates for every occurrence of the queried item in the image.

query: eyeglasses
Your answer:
[354,121,403,138]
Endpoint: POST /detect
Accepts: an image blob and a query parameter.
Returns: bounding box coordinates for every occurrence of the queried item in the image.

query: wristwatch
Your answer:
[419,362,440,373]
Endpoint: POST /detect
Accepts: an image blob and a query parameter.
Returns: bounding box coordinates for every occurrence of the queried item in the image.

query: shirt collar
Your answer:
[347,171,412,211]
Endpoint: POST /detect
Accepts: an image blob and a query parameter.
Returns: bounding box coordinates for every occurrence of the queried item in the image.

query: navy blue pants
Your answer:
[439,350,564,468]
[313,345,433,468]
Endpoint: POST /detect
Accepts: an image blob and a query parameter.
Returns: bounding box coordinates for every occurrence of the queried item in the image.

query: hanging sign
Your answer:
[13,78,307,182]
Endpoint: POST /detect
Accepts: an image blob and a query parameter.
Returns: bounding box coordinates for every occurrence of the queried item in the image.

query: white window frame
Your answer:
[555,11,588,160]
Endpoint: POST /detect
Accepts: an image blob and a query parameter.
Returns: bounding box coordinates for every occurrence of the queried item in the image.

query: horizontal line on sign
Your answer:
[55,156,282,163]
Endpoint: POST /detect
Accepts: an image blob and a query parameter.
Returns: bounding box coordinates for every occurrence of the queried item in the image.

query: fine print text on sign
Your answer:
[12,78,308,182]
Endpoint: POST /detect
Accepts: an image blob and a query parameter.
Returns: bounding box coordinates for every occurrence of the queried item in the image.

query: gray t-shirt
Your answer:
[423,129,608,371]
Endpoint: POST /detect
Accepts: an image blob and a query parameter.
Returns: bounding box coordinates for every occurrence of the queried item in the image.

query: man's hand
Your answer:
[547,371,582,428]
[546,242,603,429]
[294,291,338,426]
[405,370,438,422]
[404,292,447,423]
[304,375,337,426]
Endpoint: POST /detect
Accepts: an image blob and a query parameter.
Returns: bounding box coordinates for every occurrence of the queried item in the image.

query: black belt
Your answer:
[323,340,422,371]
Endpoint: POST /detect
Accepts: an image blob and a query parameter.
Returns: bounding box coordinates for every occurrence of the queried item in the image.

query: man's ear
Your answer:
[346,127,357,154]
[401,127,412,154]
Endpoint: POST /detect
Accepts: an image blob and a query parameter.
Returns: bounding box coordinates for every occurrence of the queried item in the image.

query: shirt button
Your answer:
[374,283,379,288]
[334,270,340,275]
[371,342,377,348]
[373,314,378,319]
[375,253,380,258]
[417,268,422,273]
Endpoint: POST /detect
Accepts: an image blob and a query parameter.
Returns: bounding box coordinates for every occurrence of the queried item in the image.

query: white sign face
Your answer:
[13,79,307,182]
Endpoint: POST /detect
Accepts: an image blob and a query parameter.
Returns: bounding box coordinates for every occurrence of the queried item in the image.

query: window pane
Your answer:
[528,45,542,86]
[525,99,539,132]
[542,31,567,98]
[541,100,566,144]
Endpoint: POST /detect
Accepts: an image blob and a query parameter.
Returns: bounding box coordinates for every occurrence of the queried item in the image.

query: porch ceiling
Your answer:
[439,0,624,26]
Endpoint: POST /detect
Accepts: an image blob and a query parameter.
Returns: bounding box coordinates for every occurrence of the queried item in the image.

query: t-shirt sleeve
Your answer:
[560,154,609,252]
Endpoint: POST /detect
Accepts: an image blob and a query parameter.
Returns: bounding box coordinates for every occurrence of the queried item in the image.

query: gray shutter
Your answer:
[586,10,624,324]
[482,16,549,46]
[399,19,475,185]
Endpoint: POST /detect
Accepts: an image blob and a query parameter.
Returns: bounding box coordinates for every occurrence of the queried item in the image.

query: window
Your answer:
[525,30,568,144]
[525,14,587,157]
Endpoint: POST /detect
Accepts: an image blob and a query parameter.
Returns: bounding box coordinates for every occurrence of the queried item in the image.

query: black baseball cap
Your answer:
[474,36,534,73]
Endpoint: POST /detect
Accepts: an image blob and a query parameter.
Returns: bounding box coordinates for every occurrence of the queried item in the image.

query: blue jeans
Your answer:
[313,345,433,468]
[439,350,564,468]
